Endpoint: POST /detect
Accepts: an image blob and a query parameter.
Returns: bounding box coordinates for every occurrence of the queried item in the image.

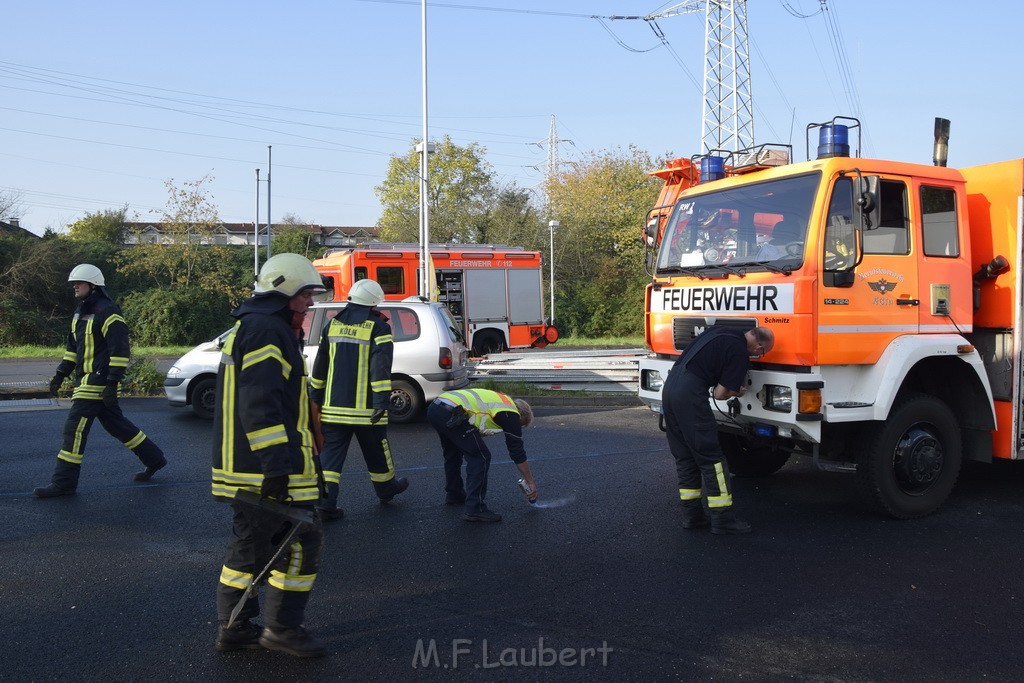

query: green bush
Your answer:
[122,357,165,396]
[122,286,234,347]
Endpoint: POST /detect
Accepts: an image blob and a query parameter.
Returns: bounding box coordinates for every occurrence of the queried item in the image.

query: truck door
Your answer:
[819,175,918,364]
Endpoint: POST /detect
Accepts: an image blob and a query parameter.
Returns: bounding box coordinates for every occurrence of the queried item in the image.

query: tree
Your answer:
[66,205,131,244]
[375,136,497,243]
[546,146,662,337]
[0,188,23,223]
[482,186,545,248]
[117,175,223,289]
[273,213,321,259]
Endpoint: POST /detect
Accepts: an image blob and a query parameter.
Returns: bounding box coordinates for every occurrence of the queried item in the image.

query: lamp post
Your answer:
[548,220,559,324]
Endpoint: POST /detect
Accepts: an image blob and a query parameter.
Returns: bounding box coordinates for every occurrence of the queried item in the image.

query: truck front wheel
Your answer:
[720,433,792,477]
[857,394,962,519]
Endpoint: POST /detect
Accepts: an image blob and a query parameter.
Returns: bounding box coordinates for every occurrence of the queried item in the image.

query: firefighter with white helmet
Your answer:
[309,277,409,521]
[212,253,329,657]
[33,264,167,498]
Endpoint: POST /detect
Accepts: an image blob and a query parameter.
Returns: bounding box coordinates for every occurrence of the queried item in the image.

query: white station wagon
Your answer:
[164,297,471,423]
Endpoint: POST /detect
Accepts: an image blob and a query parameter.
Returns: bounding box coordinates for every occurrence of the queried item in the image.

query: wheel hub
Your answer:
[892,426,943,493]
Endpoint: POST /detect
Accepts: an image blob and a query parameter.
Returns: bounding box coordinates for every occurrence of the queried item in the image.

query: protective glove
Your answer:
[49,374,66,397]
[370,408,386,424]
[102,382,119,408]
[261,474,290,501]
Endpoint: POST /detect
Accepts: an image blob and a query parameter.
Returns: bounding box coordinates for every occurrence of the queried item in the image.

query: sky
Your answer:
[3,0,1022,237]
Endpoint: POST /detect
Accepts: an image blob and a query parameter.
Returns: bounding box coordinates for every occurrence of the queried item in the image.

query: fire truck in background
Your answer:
[312,244,559,357]
[638,116,1024,518]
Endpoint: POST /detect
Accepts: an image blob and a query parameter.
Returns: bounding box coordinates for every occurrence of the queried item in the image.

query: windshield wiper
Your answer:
[708,263,747,278]
[659,266,709,280]
[754,261,793,275]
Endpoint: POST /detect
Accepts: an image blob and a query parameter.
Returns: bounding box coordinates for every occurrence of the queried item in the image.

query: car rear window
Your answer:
[380,307,421,342]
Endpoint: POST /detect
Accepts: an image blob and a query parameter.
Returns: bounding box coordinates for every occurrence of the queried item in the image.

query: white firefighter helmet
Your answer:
[513,399,533,428]
[68,263,105,286]
[348,279,385,306]
[254,253,325,297]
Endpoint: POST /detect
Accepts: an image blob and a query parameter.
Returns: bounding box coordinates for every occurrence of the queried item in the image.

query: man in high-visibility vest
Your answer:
[426,388,538,522]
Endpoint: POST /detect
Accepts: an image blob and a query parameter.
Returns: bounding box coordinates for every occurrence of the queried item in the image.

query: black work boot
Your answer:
[710,510,752,535]
[33,484,76,498]
[216,619,263,652]
[34,460,80,498]
[316,482,343,521]
[134,455,167,482]
[377,477,409,503]
[316,506,344,522]
[258,626,326,658]
[680,502,709,529]
[463,505,502,523]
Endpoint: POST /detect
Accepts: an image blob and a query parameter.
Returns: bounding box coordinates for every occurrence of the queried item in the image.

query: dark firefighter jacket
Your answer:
[55,287,131,401]
[211,295,320,503]
[309,304,393,426]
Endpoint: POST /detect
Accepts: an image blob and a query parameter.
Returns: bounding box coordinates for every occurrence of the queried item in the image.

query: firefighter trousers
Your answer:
[216,499,324,630]
[318,423,398,505]
[48,397,165,490]
[662,369,736,516]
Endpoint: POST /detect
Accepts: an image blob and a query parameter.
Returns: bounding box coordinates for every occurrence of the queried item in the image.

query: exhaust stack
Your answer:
[933,117,950,167]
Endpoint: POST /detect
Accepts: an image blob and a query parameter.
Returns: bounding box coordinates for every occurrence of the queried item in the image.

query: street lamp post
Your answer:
[548,220,559,324]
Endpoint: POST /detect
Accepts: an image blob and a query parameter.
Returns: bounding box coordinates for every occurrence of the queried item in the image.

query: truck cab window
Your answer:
[824,177,855,269]
[921,186,959,257]
[863,180,910,255]
[376,266,404,295]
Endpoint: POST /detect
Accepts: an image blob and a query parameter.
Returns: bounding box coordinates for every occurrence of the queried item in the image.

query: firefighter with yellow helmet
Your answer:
[33,264,166,498]
[309,278,409,521]
[212,253,328,657]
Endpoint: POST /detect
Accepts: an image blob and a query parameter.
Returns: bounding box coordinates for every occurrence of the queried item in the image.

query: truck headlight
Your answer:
[642,369,664,392]
[764,385,792,413]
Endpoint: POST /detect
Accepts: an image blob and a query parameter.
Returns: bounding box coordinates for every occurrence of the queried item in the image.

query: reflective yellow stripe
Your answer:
[368,437,395,482]
[58,449,83,465]
[370,379,391,391]
[269,570,317,592]
[109,355,129,368]
[322,470,341,485]
[246,424,288,450]
[679,488,702,501]
[219,566,253,590]
[124,431,146,449]
[101,314,125,336]
[707,494,733,508]
[241,344,292,379]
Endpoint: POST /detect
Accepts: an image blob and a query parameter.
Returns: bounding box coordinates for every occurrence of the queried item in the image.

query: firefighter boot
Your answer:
[680,501,709,529]
[258,626,326,658]
[316,483,344,522]
[216,619,263,652]
[33,460,80,498]
[134,454,167,482]
[710,509,752,535]
[376,477,409,503]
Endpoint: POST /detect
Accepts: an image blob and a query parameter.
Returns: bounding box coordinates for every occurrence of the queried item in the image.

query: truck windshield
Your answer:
[656,172,821,273]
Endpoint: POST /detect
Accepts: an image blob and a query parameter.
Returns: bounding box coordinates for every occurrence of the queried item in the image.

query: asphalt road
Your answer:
[3,399,1024,681]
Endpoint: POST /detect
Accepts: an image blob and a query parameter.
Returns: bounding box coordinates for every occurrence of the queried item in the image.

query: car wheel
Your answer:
[190,377,217,420]
[389,379,423,424]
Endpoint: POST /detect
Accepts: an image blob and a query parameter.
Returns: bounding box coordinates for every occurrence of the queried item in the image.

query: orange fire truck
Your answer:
[639,116,1022,518]
[312,244,559,356]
